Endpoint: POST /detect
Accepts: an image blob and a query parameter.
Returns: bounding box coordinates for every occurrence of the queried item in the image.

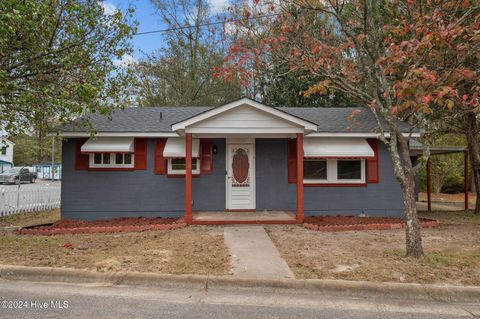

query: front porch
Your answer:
[191,211,297,225]
[171,98,317,225]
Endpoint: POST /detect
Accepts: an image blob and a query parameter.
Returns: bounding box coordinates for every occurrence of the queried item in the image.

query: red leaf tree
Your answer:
[218,0,480,257]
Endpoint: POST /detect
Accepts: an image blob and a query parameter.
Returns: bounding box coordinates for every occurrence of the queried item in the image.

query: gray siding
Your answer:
[256,139,404,217]
[61,138,226,220]
[61,138,404,220]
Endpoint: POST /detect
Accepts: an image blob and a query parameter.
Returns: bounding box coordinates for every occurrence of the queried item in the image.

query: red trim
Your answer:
[366,139,379,183]
[200,139,213,174]
[134,138,147,170]
[225,209,256,212]
[168,174,200,178]
[154,138,167,174]
[287,139,297,184]
[296,133,304,223]
[88,167,135,171]
[185,134,193,223]
[75,139,89,170]
[304,183,367,187]
[190,219,299,225]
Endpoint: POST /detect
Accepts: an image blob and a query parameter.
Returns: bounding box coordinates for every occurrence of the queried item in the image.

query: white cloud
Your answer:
[208,0,229,14]
[98,1,118,16]
[113,54,138,67]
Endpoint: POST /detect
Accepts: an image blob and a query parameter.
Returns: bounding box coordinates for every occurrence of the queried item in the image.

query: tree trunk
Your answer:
[465,113,480,214]
[402,175,424,257]
[391,131,424,257]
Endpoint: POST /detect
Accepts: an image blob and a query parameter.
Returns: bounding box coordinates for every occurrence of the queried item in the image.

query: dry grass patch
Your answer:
[0,210,229,275]
[418,192,476,204]
[0,209,60,227]
[266,211,480,286]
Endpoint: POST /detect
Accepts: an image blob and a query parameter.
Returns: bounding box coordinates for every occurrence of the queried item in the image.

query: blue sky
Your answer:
[102,0,166,60]
[100,0,230,64]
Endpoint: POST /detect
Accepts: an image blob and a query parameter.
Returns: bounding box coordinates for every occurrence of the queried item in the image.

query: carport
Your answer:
[410,140,469,212]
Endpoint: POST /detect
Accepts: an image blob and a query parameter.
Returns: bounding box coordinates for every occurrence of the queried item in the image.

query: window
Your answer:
[89,153,134,168]
[303,158,365,184]
[168,158,200,174]
[1,146,6,155]
[337,160,362,180]
[304,159,327,180]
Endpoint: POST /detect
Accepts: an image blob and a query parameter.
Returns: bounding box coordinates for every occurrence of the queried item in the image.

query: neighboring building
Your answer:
[58,97,420,223]
[32,162,62,180]
[0,138,14,173]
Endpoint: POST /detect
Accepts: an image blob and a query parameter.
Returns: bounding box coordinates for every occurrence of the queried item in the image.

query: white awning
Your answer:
[304,138,374,158]
[81,137,134,153]
[163,138,200,158]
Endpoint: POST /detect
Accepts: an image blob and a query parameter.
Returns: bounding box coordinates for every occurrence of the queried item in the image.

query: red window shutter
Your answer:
[75,138,89,170]
[366,139,379,183]
[287,139,297,184]
[134,138,147,170]
[154,138,167,174]
[200,139,213,174]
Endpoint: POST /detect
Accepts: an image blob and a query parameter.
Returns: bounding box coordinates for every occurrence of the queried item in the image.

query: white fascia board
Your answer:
[306,132,421,138]
[172,97,317,131]
[55,132,179,138]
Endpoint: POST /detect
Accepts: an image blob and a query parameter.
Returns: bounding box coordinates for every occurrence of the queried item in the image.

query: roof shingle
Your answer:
[60,105,397,133]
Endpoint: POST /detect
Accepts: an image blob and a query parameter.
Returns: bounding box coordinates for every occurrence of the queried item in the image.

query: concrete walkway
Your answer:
[223,226,294,280]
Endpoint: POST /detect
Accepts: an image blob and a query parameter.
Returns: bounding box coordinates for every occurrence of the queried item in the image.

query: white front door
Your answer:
[226,143,255,210]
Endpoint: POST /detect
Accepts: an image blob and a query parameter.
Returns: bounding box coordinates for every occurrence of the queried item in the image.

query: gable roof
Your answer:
[171,97,317,132]
[58,98,413,136]
[0,137,14,146]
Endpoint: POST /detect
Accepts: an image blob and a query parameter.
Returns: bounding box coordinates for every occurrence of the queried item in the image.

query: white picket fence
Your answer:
[0,186,61,216]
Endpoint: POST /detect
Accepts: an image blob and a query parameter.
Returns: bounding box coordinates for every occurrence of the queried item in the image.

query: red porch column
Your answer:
[185,133,193,223]
[464,152,469,211]
[426,157,431,213]
[296,133,304,222]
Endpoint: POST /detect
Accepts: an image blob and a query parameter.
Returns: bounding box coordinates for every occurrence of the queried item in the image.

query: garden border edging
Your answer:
[303,218,440,232]
[17,222,187,236]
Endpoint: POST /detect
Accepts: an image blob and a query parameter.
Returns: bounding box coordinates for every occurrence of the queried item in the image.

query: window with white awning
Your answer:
[81,137,135,153]
[302,138,374,184]
[303,138,374,158]
[79,137,136,169]
[163,138,200,158]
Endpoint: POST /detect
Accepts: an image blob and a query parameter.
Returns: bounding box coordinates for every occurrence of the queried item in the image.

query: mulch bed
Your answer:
[17,217,186,236]
[303,216,440,232]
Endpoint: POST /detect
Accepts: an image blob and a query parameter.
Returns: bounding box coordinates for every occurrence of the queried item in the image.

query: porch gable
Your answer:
[171,97,317,135]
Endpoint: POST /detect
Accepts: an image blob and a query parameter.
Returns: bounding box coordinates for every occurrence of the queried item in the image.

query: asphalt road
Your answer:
[0,280,478,319]
[0,179,60,191]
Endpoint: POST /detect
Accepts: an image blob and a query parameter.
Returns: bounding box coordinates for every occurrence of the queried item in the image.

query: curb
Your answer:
[303,218,440,232]
[0,265,479,303]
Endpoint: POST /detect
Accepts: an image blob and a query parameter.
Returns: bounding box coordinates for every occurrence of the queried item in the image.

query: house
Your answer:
[0,137,14,173]
[32,162,62,180]
[58,97,419,223]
